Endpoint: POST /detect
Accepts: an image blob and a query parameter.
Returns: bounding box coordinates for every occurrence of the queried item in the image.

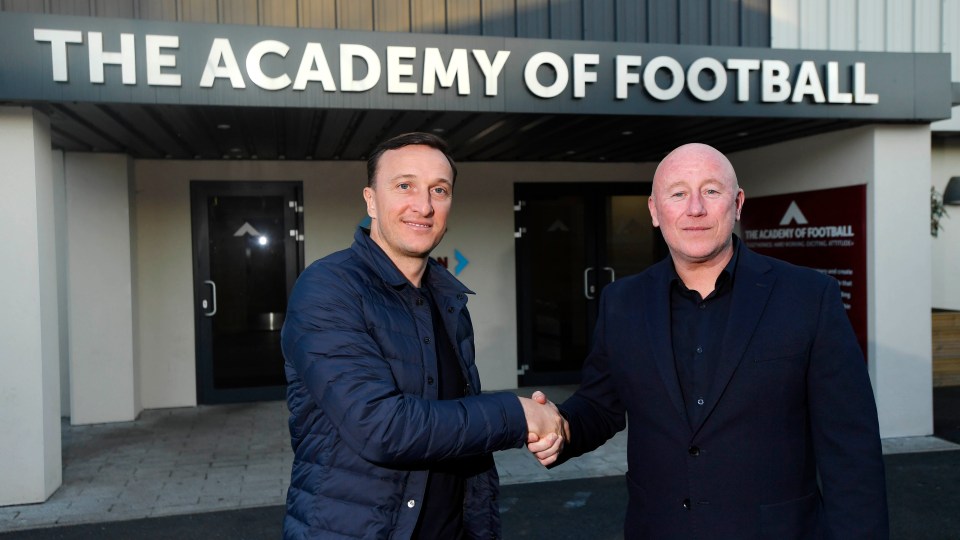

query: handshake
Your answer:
[518,391,569,467]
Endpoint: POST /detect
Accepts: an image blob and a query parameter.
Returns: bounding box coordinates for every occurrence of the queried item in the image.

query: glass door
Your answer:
[514,183,665,386]
[191,181,303,403]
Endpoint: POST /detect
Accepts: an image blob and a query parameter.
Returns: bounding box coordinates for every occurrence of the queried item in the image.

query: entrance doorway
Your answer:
[514,183,665,386]
[191,181,304,404]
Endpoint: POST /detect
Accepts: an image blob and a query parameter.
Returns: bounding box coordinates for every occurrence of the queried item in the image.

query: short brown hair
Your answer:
[366,132,458,187]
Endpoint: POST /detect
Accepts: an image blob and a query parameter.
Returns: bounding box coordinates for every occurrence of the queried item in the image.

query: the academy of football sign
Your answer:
[0,12,951,120]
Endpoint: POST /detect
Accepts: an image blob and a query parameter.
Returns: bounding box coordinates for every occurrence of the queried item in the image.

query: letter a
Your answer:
[200,38,246,88]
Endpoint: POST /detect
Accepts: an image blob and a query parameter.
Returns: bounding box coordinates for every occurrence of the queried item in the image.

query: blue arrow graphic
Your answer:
[454,249,469,276]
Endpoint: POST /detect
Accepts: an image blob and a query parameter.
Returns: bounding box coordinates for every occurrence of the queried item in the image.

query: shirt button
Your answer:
[447,306,454,313]
[407,499,416,509]
[696,346,703,354]
[424,337,431,344]
[682,498,691,510]
[688,446,701,456]
[427,376,435,385]
[699,302,706,309]
[697,398,705,406]
[415,297,424,306]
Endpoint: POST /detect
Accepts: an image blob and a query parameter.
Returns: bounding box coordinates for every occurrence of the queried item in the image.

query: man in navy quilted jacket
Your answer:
[281,132,565,539]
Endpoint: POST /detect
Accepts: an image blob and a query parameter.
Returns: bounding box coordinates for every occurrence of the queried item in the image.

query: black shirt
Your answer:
[411,282,467,540]
[669,238,740,429]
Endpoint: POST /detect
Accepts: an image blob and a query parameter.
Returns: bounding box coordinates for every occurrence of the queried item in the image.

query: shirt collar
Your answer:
[351,226,474,297]
[669,235,741,294]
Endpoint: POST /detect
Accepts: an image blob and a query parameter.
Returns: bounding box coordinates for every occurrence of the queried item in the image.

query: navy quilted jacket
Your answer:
[281,227,527,539]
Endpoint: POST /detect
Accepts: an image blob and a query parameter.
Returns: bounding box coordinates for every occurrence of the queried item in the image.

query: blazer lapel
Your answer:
[693,247,775,435]
[642,262,688,426]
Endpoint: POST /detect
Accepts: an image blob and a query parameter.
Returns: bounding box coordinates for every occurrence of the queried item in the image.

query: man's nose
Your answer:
[412,190,434,215]
[686,193,706,216]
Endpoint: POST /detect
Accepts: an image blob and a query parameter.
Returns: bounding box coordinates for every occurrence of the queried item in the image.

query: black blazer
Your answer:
[558,243,888,540]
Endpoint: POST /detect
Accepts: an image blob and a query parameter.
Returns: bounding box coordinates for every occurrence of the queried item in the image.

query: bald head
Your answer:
[653,143,738,196]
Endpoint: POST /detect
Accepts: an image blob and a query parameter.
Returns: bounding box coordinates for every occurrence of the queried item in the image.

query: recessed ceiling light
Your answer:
[230,147,242,153]
[433,128,445,133]
[737,131,749,137]
[565,150,576,155]
[621,130,633,136]
[217,123,231,130]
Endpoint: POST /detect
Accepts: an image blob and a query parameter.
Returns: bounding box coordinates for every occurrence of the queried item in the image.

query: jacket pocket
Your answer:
[759,491,819,540]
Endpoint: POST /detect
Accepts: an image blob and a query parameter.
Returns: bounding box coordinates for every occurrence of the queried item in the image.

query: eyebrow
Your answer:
[664,178,725,190]
[662,181,689,192]
[386,174,452,185]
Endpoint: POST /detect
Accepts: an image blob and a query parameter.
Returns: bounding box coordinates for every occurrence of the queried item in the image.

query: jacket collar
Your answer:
[693,241,774,434]
[350,226,474,297]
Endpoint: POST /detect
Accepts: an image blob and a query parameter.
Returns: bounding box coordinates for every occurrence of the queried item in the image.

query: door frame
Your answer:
[190,180,304,404]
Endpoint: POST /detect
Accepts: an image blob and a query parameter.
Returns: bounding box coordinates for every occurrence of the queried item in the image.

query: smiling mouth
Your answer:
[404,220,432,229]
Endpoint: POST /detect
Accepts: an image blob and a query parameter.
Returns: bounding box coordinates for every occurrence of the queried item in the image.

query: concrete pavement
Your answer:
[0,385,957,534]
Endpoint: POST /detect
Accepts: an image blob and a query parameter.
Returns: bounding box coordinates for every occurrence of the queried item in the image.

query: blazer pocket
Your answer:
[759,491,819,540]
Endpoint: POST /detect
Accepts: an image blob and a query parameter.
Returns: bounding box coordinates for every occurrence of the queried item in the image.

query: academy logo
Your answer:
[779,201,808,226]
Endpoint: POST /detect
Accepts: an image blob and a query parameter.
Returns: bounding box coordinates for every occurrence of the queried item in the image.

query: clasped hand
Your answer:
[518,391,568,467]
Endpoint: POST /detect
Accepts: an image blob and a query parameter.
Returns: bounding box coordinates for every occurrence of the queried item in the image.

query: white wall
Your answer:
[871,125,933,437]
[0,107,61,505]
[733,125,933,438]
[66,153,140,425]
[133,160,649,405]
[932,139,960,311]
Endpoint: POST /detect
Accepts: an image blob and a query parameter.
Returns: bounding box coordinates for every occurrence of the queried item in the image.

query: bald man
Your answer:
[528,143,888,539]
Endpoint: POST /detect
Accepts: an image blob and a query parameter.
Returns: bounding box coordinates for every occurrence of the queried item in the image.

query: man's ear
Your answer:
[735,188,745,221]
[363,187,376,218]
[648,196,660,228]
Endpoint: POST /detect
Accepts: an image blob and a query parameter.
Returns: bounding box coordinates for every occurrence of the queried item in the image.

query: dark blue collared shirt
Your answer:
[412,268,468,540]
[669,237,740,430]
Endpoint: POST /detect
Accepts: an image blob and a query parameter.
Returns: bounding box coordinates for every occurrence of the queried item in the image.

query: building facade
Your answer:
[0,0,957,505]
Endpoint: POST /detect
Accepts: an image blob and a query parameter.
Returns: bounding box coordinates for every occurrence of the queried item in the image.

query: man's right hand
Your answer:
[519,391,568,466]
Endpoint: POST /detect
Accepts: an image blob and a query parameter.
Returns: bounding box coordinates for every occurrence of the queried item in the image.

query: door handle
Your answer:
[203,280,217,317]
[583,267,595,300]
[604,266,616,284]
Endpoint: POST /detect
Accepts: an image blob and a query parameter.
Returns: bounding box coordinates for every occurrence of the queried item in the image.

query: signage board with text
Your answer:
[0,13,951,120]
[740,185,868,358]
